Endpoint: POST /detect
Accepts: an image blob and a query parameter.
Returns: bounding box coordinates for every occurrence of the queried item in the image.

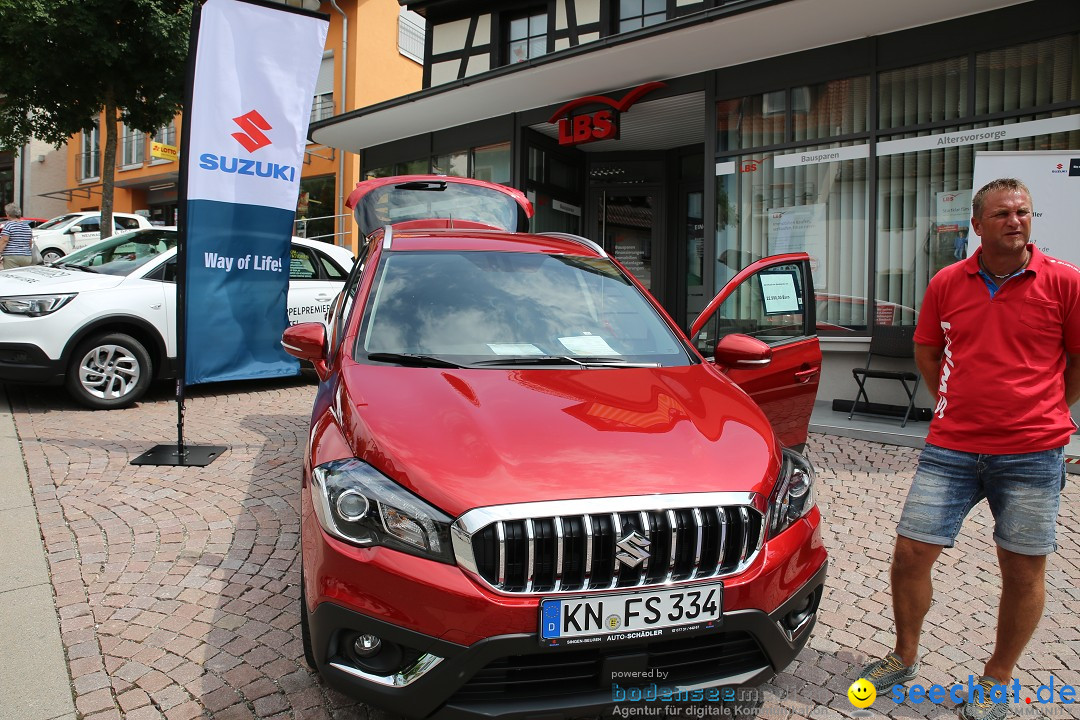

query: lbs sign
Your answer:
[549,82,665,147]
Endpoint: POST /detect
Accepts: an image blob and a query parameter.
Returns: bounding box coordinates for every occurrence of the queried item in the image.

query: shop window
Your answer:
[473,143,511,183]
[295,174,336,242]
[431,144,510,183]
[879,56,968,130]
[506,9,547,64]
[716,91,786,152]
[716,145,870,334]
[874,115,1080,322]
[618,0,666,33]
[792,77,870,142]
[433,151,469,177]
[975,33,1079,115]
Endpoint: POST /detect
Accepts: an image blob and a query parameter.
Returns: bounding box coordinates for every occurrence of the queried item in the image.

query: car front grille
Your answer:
[451,493,766,595]
[450,631,769,701]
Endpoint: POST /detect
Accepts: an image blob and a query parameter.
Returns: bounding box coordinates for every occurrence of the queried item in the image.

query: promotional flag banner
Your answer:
[183,0,328,385]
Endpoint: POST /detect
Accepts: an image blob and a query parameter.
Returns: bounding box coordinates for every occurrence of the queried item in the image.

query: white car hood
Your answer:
[0,265,127,295]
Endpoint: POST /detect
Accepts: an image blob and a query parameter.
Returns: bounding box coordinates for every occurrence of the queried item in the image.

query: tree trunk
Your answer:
[101,89,118,240]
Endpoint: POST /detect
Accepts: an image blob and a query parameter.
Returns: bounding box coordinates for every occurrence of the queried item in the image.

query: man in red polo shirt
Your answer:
[856,178,1080,720]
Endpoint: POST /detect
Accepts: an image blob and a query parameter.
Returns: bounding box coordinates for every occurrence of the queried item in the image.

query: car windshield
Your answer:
[59,229,176,276]
[35,213,81,231]
[357,251,691,366]
[354,180,522,235]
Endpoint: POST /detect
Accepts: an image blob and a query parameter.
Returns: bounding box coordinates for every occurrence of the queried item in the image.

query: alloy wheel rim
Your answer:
[77,344,140,400]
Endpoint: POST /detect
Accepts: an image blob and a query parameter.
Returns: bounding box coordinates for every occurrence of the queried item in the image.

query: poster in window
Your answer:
[767,204,826,290]
[759,270,801,315]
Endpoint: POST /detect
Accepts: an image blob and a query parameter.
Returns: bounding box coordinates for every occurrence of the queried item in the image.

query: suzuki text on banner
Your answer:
[184,0,328,385]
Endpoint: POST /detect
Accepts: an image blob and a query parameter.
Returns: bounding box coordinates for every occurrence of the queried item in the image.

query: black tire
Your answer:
[40,248,64,264]
[300,576,317,669]
[65,332,153,410]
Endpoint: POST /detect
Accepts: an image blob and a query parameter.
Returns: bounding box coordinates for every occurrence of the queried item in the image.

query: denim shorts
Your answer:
[897,443,1066,556]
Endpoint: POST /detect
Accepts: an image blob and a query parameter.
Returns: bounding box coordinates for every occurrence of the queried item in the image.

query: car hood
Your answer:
[0,265,126,294]
[338,364,781,517]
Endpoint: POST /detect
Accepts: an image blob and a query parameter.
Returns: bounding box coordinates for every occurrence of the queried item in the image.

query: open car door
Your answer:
[689,253,821,449]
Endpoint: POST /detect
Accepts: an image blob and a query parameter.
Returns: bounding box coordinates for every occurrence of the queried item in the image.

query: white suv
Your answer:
[0,227,355,409]
[33,211,154,263]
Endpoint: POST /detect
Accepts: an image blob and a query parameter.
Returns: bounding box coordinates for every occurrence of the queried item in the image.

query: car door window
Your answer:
[289,246,319,280]
[77,217,101,233]
[316,251,346,280]
[116,217,142,230]
[693,262,810,356]
[329,245,371,355]
[144,257,177,283]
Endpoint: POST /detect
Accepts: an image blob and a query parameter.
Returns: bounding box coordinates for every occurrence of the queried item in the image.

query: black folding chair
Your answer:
[849,325,919,427]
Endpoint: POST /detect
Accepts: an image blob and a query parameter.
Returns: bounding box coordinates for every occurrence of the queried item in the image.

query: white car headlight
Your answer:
[0,293,76,316]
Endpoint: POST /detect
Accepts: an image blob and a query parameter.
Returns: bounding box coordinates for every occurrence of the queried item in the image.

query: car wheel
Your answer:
[41,248,64,264]
[65,332,152,409]
[300,575,317,669]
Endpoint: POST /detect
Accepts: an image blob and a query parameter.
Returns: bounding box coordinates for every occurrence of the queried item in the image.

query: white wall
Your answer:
[14,139,69,220]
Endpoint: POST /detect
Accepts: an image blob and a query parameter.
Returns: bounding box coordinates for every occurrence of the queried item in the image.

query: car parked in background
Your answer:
[283,176,826,719]
[0,228,354,409]
[0,216,47,230]
[32,211,154,264]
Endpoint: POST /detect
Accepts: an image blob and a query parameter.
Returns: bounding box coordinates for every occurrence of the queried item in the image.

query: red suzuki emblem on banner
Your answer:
[548,82,665,147]
[231,109,273,152]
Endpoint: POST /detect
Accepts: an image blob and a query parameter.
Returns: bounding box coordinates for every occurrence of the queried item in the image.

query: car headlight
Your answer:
[768,449,816,538]
[0,293,76,316]
[310,458,454,563]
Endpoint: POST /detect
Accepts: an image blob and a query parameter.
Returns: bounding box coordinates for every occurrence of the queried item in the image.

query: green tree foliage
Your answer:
[0,0,193,236]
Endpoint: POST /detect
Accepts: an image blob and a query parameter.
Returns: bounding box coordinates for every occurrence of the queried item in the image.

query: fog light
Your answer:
[785,593,816,630]
[353,634,382,658]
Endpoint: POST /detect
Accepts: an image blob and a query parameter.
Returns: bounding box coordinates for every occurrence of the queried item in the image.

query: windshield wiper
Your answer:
[56,263,99,273]
[472,356,660,368]
[366,352,463,368]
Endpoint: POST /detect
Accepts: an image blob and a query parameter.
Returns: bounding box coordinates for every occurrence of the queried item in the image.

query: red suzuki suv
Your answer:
[282,176,826,719]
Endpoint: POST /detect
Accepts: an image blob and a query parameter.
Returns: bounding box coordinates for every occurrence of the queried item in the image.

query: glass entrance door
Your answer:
[593,189,661,296]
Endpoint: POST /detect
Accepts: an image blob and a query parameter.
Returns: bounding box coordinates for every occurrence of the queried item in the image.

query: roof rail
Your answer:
[536,232,607,257]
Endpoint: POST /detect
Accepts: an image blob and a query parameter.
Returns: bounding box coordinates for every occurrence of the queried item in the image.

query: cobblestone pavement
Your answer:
[7,378,1079,720]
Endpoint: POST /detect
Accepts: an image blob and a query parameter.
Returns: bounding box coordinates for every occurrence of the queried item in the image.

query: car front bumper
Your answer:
[308,560,826,720]
[0,342,65,384]
[303,492,827,720]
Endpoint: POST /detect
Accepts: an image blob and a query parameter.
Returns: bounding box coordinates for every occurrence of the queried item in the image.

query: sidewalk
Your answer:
[0,388,75,720]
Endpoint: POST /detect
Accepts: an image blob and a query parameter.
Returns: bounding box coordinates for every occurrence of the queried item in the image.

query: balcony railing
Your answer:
[399,15,424,63]
[310,95,335,125]
[78,150,100,180]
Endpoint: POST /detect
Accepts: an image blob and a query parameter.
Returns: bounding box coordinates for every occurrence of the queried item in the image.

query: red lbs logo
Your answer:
[549,82,665,147]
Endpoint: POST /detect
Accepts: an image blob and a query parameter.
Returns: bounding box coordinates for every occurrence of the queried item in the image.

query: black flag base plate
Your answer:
[131,444,228,467]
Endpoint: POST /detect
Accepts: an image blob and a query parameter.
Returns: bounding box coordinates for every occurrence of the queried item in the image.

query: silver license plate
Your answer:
[539,583,722,647]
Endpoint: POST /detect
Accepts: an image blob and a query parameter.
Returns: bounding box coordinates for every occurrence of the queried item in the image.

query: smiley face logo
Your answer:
[847,678,876,709]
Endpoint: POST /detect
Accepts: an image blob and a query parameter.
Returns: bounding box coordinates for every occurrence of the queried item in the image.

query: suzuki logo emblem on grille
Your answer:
[231,110,272,152]
[615,531,651,568]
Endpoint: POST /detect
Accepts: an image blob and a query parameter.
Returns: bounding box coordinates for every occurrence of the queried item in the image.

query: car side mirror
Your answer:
[282,322,330,381]
[713,333,772,370]
[66,226,81,234]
